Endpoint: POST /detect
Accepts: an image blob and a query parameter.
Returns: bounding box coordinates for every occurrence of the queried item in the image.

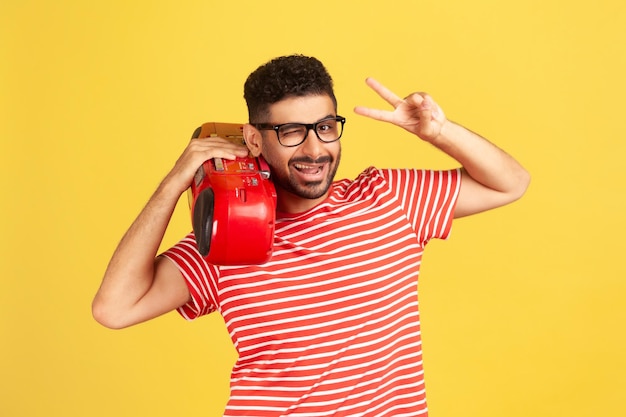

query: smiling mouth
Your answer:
[293,162,324,175]
[290,156,332,177]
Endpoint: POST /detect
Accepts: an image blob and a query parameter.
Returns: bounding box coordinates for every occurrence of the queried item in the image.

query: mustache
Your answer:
[289,156,333,165]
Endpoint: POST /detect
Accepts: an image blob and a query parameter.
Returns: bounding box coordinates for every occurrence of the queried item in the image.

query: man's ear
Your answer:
[243,124,262,157]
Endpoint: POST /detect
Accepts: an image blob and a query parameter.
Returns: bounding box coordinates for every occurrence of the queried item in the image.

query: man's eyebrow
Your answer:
[272,114,337,125]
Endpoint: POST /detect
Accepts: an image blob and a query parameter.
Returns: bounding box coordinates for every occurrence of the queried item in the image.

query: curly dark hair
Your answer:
[244,54,337,123]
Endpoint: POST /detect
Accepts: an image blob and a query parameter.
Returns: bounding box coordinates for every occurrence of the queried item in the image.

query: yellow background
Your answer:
[1,0,625,416]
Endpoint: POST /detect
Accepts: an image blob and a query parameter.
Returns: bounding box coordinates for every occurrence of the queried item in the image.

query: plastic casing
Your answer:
[188,123,277,265]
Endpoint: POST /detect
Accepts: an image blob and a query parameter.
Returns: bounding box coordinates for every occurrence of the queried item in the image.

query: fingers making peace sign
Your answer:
[354,77,447,143]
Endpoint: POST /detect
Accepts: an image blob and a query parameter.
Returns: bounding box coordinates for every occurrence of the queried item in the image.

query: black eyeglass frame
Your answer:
[254,116,346,147]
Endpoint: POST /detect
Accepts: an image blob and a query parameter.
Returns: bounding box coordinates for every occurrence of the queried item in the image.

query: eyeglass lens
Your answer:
[278,118,343,146]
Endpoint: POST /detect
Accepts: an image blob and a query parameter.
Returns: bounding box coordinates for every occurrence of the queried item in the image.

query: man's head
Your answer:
[244,54,337,123]
[242,55,342,213]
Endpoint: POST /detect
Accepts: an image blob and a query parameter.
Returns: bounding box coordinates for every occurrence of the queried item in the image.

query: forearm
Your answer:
[430,121,530,217]
[433,121,529,192]
[92,178,182,325]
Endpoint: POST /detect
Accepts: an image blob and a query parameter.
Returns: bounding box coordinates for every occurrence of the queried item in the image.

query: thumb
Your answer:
[423,94,445,121]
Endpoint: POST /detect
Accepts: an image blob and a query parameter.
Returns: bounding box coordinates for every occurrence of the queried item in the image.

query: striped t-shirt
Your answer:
[162,166,460,416]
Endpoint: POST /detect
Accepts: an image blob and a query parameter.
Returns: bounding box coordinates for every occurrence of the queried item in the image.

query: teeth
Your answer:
[294,164,318,170]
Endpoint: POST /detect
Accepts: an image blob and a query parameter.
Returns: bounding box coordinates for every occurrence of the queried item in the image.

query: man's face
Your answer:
[259,94,342,213]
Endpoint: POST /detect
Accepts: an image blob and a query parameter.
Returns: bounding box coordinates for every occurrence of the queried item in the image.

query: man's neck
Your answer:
[275,187,332,214]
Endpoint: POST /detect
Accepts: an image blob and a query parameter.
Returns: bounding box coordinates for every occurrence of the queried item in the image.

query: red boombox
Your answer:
[187,122,277,265]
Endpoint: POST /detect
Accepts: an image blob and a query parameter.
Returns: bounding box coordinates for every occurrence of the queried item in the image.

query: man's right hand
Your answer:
[163,136,250,196]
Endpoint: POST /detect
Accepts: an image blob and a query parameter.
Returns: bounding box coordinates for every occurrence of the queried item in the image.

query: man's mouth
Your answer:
[289,157,333,184]
[293,162,324,175]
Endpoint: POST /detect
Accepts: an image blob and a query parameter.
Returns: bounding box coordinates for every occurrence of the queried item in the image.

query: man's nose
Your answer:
[299,128,323,158]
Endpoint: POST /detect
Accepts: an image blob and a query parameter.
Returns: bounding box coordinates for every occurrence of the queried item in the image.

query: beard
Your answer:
[270,149,341,201]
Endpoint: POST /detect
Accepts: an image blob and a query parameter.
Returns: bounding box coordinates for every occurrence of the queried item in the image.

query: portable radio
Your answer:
[187,122,277,265]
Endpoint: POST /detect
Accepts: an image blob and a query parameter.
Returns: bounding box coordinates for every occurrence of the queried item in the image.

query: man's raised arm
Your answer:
[354,77,530,218]
[92,137,249,329]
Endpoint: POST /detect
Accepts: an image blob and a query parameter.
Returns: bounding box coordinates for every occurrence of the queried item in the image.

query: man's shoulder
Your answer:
[335,166,384,185]
[329,166,393,201]
[335,166,416,188]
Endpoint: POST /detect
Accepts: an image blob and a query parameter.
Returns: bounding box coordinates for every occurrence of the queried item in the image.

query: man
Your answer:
[93,54,530,416]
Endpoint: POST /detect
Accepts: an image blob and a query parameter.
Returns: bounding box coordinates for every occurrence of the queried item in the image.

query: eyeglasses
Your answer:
[254,116,346,147]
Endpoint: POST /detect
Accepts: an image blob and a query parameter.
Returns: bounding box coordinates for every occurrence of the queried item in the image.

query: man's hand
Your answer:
[164,136,250,196]
[354,77,447,143]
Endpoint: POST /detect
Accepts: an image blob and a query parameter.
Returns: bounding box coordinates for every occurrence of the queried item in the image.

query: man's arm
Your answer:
[92,136,249,329]
[354,78,530,217]
[429,121,529,217]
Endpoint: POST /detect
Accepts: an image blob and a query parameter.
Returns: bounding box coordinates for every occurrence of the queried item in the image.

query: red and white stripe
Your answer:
[162,167,460,416]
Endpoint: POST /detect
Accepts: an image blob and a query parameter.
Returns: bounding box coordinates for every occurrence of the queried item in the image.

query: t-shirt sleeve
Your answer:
[159,232,220,320]
[381,168,461,244]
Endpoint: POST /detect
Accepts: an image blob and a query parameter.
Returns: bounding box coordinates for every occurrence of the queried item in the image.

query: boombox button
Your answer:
[214,158,225,171]
[236,188,247,202]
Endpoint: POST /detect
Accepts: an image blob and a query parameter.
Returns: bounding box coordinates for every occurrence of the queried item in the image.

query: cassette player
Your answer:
[187,122,277,265]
